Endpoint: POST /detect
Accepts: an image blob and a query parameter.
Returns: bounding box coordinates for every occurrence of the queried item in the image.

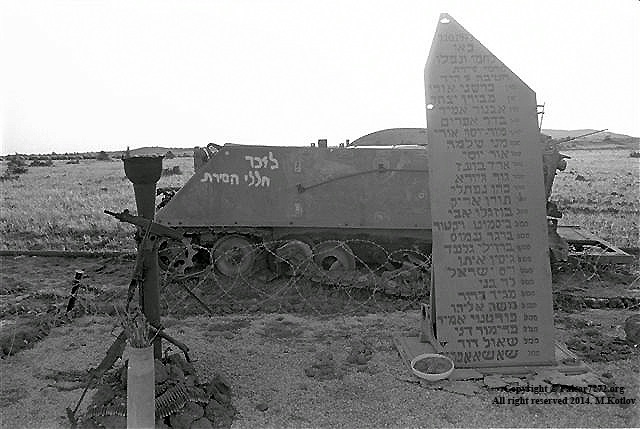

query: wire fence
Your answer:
[1,236,637,358]
[156,235,640,318]
[158,238,433,318]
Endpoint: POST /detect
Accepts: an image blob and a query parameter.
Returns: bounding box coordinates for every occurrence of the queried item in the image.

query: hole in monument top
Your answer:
[426,104,434,110]
[440,17,451,24]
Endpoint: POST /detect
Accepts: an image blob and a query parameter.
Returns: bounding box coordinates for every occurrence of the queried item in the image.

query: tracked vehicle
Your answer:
[155,127,589,277]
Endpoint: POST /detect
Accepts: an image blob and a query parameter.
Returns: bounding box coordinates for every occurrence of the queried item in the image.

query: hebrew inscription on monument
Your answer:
[425,14,555,367]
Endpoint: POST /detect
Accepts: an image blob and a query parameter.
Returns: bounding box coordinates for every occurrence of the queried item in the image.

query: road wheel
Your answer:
[268,239,314,277]
[313,241,356,272]
[213,235,255,277]
[158,238,190,272]
[158,238,210,274]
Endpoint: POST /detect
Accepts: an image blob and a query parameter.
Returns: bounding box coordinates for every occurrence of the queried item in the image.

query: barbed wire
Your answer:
[1,238,637,358]
[158,238,433,317]
[156,235,639,318]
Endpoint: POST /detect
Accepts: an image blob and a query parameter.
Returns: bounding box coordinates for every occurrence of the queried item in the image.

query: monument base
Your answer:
[393,335,590,379]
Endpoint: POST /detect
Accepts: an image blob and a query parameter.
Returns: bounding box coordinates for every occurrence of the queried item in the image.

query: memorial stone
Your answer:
[425,14,556,368]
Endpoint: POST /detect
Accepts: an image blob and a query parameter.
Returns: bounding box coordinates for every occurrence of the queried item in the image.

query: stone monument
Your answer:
[425,13,555,368]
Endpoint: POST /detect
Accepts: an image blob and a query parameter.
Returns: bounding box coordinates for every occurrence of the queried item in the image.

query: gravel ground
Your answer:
[1,313,637,428]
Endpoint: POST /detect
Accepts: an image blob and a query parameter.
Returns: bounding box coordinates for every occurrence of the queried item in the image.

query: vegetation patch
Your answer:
[553,150,639,248]
[0,314,58,357]
[162,166,183,176]
[565,330,637,362]
[1,155,29,181]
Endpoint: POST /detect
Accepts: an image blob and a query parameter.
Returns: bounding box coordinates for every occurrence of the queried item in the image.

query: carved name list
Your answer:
[425,14,555,367]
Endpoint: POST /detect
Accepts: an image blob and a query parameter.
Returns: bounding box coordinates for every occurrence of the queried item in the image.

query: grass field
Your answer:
[0,149,638,251]
[0,157,193,252]
[553,149,639,248]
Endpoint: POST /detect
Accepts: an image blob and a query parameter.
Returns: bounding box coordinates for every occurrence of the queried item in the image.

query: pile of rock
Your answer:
[79,353,236,429]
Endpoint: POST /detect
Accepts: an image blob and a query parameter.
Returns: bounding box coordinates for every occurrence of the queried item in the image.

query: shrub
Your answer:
[630,151,640,158]
[0,174,19,182]
[29,158,54,167]
[3,154,29,179]
[161,166,182,176]
[96,151,111,161]
[7,154,27,168]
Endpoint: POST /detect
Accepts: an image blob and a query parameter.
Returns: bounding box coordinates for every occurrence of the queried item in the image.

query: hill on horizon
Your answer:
[2,129,638,158]
[124,146,193,157]
[123,129,639,153]
[541,129,638,150]
[541,129,635,140]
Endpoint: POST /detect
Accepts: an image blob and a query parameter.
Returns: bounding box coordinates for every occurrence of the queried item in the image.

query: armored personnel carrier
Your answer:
[155,127,579,277]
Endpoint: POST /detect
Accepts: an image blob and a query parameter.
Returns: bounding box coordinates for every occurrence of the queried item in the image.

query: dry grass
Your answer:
[553,149,639,248]
[0,149,637,251]
[0,157,192,251]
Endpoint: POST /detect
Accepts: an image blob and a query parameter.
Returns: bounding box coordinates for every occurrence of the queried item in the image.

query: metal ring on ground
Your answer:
[410,353,454,382]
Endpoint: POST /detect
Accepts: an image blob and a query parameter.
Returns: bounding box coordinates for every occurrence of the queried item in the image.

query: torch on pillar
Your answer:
[123,155,163,358]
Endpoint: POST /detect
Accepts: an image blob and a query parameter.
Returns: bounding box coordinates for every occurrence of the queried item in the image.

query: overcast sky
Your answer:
[1,0,638,155]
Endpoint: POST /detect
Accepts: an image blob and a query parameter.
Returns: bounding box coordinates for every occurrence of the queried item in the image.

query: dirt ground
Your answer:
[1,255,639,428]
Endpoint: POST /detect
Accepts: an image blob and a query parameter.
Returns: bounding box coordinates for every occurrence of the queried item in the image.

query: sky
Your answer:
[1,0,639,155]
